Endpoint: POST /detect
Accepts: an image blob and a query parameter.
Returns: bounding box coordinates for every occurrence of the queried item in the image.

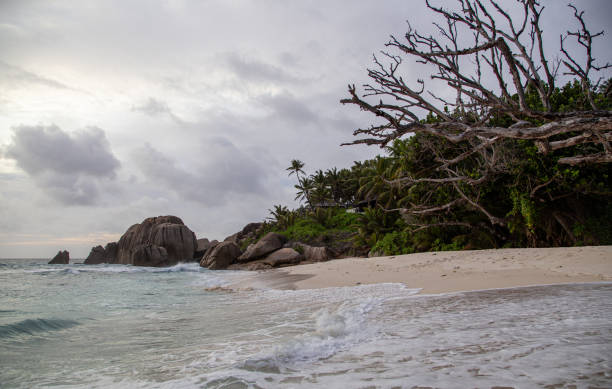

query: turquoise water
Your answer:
[1,259,611,388]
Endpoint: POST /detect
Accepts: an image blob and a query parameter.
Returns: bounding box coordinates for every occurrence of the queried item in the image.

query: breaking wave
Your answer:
[0,318,80,340]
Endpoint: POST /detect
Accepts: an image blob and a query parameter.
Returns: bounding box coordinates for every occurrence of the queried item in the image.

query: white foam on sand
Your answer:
[181,283,612,389]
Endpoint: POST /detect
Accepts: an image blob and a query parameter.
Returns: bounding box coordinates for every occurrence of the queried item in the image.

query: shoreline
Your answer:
[232,246,612,294]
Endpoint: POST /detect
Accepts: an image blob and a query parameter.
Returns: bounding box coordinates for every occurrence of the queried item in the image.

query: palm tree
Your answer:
[294,177,314,206]
[310,169,330,206]
[325,167,342,204]
[286,159,305,181]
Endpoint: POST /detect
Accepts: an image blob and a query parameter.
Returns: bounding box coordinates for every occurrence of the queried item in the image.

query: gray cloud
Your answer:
[224,53,298,84]
[4,125,119,177]
[132,139,269,206]
[2,125,120,205]
[131,97,183,123]
[257,91,319,125]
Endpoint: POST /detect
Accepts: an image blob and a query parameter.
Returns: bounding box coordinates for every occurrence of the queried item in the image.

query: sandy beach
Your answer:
[236,246,612,294]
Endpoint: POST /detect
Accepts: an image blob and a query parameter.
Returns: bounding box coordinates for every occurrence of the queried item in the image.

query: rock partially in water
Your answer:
[200,241,241,270]
[49,250,69,264]
[84,242,118,264]
[115,216,197,267]
[131,244,169,267]
[84,245,105,264]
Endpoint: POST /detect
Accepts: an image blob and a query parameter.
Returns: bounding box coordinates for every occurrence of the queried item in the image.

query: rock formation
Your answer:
[237,232,285,262]
[261,248,303,267]
[285,242,332,262]
[84,242,118,264]
[131,244,169,267]
[84,245,105,264]
[81,217,345,270]
[200,241,241,270]
[194,238,212,259]
[301,244,331,262]
[223,222,263,245]
[115,216,197,267]
[49,250,69,264]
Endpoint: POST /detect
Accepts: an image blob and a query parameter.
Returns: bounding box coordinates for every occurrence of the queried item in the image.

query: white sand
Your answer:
[235,246,612,294]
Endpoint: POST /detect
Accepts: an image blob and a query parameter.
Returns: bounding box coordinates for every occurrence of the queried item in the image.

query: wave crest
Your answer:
[0,318,80,339]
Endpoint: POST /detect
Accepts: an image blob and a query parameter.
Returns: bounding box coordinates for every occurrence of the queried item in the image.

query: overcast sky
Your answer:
[1,0,611,258]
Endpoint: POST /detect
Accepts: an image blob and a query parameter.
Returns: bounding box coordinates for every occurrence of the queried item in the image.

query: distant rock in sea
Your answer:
[84,215,197,267]
[84,242,118,264]
[49,250,69,264]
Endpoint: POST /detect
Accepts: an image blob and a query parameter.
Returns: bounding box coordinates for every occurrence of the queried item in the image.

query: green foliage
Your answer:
[294,244,304,255]
[272,81,611,255]
[507,190,537,234]
[266,207,360,244]
[370,230,414,256]
[431,236,466,252]
[354,207,402,248]
[279,218,328,242]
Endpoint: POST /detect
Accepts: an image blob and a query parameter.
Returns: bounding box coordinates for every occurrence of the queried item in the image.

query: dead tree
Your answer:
[341,0,611,232]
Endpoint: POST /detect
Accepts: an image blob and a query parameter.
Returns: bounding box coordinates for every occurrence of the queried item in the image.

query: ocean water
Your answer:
[1,259,611,388]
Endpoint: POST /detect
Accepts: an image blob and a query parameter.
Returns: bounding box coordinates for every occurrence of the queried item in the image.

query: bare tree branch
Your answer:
[342,0,611,231]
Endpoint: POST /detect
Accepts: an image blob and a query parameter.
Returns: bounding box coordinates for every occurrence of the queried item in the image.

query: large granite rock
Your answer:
[49,250,69,264]
[237,232,285,262]
[115,216,197,266]
[200,241,241,270]
[84,242,118,264]
[132,244,169,267]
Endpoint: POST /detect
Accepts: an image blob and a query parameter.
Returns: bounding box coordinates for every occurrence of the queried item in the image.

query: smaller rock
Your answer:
[105,242,118,263]
[84,245,106,264]
[224,222,264,245]
[201,241,241,270]
[201,240,219,261]
[84,242,119,264]
[291,243,331,262]
[49,250,69,264]
[194,238,212,259]
[237,232,286,262]
[262,248,303,267]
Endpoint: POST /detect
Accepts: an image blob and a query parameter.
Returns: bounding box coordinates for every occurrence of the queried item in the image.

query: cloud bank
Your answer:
[3,125,120,205]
